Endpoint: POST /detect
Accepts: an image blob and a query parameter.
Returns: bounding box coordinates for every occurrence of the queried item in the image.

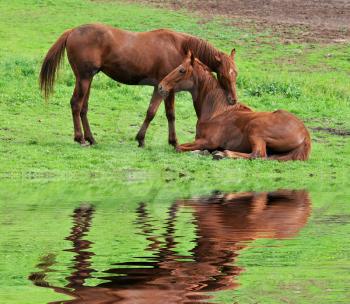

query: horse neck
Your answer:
[191,66,231,121]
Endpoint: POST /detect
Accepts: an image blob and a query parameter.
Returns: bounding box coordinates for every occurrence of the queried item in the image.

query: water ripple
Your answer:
[28,189,311,303]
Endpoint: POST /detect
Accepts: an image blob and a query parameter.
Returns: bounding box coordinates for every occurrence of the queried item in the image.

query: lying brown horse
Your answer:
[39,23,238,146]
[158,52,311,160]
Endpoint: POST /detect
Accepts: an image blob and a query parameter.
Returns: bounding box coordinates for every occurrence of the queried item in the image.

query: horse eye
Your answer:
[179,67,186,74]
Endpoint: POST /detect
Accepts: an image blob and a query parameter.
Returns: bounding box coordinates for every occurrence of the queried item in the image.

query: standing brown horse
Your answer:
[39,23,238,147]
[158,52,311,161]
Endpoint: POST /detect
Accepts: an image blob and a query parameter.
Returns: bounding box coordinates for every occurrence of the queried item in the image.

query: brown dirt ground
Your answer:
[310,126,350,136]
[129,0,350,43]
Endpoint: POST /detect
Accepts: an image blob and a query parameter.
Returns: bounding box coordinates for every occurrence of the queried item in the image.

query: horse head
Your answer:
[158,51,196,98]
[215,48,238,105]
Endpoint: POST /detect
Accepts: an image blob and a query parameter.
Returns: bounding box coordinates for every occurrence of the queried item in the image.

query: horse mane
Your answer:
[192,60,253,120]
[194,58,213,72]
[183,36,221,70]
[232,102,253,112]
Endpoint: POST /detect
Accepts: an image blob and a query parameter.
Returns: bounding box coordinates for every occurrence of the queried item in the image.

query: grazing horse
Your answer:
[39,23,238,147]
[158,52,311,161]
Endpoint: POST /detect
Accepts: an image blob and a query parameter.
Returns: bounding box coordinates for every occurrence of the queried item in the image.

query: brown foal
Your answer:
[39,23,238,146]
[158,52,311,161]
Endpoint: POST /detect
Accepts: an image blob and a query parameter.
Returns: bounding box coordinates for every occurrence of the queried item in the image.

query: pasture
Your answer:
[0,0,349,303]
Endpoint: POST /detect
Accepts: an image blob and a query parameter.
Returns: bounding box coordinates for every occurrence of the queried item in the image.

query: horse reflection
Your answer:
[29,190,311,304]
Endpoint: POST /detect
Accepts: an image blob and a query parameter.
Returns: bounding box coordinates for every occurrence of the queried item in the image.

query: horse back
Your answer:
[65,24,187,84]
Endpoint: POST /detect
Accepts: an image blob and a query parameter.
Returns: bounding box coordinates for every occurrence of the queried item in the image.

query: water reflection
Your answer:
[29,190,311,303]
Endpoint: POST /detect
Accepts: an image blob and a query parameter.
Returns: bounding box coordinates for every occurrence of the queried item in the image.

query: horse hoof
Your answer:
[80,142,90,147]
[191,150,210,156]
[212,151,225,160]
[138,141,145,148]
[74,137,84,144]
[169,140,178,148]
[85,138,96,145]
[200,150,210,156]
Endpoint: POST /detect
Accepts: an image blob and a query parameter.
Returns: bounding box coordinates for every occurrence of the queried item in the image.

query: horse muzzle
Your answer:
[227,95,237,105]
[158,84,169,98]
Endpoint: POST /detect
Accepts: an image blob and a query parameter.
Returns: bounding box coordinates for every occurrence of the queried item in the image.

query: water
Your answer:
[1,184,349,303]
[25,190,309,303]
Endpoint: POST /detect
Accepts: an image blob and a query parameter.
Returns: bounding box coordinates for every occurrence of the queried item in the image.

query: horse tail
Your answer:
[270,131,312,161]
[39,29,73,99]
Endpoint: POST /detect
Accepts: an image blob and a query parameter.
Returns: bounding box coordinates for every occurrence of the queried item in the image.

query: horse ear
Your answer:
[190,52,195,65]
[187,50,195,65]
[231,48,236,59]
[215,55,222,63]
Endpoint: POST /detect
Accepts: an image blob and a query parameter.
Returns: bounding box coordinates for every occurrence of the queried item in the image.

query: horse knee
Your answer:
[70,99,82,115]
[80,106,88,117]
[146,108,157,120]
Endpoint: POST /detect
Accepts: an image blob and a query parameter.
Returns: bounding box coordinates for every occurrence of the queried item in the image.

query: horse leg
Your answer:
[176,139,210,152]
[214,137,267,160]
[213,150,252,160]
[164,91,178,147]
[80,81,96,145]
[135,87,163,147]
[249,136,267,159]
[70,78,92,145]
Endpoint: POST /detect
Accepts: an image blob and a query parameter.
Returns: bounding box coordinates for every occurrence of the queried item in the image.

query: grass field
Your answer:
[0,0,349,187]
[0,0,349,303]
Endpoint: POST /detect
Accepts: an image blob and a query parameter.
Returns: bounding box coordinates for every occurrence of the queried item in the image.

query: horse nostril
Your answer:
[227,96,234,105]
[158,84,169,98]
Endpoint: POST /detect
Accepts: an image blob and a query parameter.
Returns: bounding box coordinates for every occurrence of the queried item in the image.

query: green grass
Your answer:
[0,0,349,185]
[0,1,349,303]
[0,1,349,184]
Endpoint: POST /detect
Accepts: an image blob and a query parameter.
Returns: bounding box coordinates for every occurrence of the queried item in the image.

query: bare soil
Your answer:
[311,126,350,136]
[131,0,350,42]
